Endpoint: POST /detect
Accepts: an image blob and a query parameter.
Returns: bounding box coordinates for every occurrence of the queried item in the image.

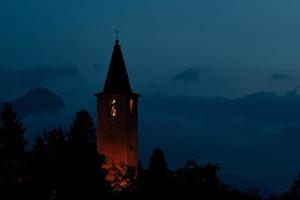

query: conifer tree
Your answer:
[290,174,300,198]
[146,148,173,196]
[69,109,95,147]
[0,103,27,197]
[0,103,26,160]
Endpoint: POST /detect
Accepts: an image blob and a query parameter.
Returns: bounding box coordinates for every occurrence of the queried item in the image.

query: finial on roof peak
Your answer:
[115,30,119,44]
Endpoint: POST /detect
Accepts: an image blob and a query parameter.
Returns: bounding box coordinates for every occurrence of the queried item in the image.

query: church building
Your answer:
[95,38,140,188]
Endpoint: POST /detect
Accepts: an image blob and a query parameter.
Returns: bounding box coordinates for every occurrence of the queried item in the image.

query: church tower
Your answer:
[96,38,140,187]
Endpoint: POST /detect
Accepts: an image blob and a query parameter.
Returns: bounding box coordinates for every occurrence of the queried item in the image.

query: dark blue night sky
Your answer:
[2,0,300,97]
[2,0,300,195]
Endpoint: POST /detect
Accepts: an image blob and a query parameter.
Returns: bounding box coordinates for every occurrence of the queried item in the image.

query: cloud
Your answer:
[0,65,80,97]
[271,73,291,81]
[0,65,79,84]
[173,67,203,82]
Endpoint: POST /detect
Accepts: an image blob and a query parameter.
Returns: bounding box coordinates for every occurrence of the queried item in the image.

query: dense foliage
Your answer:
[0,104,299,200]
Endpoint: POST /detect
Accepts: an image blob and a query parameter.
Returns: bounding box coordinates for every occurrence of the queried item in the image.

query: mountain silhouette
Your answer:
[0,87,65,117]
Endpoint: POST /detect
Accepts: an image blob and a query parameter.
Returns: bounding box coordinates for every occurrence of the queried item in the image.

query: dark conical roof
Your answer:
[102,40,132,94]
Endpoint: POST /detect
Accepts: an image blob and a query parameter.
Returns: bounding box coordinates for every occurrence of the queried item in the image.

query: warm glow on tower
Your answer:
[130,99,134,114]
[95,39,140,190]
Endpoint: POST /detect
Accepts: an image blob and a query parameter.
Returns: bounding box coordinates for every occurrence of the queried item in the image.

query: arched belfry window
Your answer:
[110,99,117,117]
[130,99,134,114]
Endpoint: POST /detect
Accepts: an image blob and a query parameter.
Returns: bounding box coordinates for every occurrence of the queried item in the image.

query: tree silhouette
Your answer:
[148,148,169,177]
[110,162,137,192]
[29,111,111,200]
[0,103,26,160]
[42,127,68,199]
[289,174,300,199]
[175,160,220,198]
[95,153,111,199]
[145,148,173,197]
[67,110,109,200]
[30,135,49,199]
[0,103,28,198]
[69,109,95,147]
[0,105,282,200]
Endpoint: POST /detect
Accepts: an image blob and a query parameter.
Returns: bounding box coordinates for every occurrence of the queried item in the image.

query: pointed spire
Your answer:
[115,30,119,41]
[102,38,132,94]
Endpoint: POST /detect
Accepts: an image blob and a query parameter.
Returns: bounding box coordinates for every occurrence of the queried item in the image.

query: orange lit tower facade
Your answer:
[96,39,140,186]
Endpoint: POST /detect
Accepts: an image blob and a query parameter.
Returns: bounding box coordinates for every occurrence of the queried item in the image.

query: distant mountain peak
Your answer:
[1,87,65,117]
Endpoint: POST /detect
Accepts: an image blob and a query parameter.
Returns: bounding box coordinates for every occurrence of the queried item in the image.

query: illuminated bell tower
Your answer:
[96,38,140,186]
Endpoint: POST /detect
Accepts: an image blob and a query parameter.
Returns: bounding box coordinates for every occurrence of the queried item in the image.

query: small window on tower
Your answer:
[130,99,134,114]
[110,99,117,117]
